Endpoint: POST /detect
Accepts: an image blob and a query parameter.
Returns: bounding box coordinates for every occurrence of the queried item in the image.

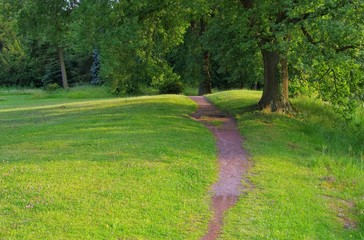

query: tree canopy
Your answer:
[0,0,363,115]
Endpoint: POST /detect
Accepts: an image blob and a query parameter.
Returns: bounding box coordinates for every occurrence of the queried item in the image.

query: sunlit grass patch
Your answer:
[31,85,113,99]
[0,93,217,239]
[207,90,364,239]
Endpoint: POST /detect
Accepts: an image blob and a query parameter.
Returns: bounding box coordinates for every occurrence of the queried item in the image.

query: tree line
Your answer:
[0,0,363,113]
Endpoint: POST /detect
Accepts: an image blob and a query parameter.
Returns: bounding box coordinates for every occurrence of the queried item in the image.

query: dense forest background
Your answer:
[0,0,363,115]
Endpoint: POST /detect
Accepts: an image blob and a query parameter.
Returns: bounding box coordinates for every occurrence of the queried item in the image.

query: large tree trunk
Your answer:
[281,57,289,102]
[58,47,69,89]
[198,50,212,95]
[258,49,290,112]
[198,18,212,96]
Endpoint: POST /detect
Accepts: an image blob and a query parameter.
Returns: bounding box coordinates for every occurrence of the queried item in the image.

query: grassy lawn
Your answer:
[0,89,217,239]
[208,90,364,240]
[2,87,363,239]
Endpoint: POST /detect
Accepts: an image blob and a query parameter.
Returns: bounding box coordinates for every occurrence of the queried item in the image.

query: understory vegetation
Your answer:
[208,90,364,239]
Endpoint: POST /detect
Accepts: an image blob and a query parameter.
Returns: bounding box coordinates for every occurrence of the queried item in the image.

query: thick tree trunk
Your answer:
[258,49,290,112]
[198,18,212,96]
[58,47,69,89]
[281,57,289,101]
[198,51,212,95]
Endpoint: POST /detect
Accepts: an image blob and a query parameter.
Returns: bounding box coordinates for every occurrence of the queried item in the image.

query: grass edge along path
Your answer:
[189,96,251,240]
[207,90,363,240]
[0,93,218,239]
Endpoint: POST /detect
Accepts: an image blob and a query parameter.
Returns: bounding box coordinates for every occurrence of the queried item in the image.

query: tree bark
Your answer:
[58,47,69,89]
[258,49,290,112]
[281,57,289,102]
[198,50,212,95]
[239,1,292,113]
[198,18,212,96]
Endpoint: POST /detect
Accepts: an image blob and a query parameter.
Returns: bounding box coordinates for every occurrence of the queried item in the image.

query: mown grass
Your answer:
[0,89,217,239]
[207,90,364,239]
[0,86,114,111]
[32,85,114,99]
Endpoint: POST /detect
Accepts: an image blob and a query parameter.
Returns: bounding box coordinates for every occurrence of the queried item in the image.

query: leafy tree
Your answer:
[196,17,213,95]
[1,0,362,116]
[90,49,101,85]
[235,0,364,113]
[73,0,208,94]
[170,17,213,96]
[18,0,79,88]
[0,1,25,85]
[205,3,263,90]
[172,2,264,95]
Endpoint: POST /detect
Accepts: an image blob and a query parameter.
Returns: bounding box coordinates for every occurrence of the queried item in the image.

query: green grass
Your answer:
[207,90,364,239]
[2,87,363,239]
[182,87,220,96]
[31,85,114,99]
[0,90,217,239]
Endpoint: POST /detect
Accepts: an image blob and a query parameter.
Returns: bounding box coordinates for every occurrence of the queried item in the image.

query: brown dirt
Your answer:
[189,96,251,240]
[323,194,358,229]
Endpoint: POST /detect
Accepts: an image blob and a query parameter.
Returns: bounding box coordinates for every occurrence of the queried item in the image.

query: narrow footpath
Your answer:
[189,96,250,240]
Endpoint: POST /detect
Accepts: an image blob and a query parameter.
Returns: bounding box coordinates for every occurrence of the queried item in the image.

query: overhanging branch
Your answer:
[240,0,254,9]
[336,45,357,52]
[300,26,318,45]
[282,0,354,24]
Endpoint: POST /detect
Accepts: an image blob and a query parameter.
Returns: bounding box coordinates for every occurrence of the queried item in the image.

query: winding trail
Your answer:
[189,96,250,240]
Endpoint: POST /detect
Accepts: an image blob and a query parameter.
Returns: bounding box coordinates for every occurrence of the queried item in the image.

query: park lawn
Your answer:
[208,90,364,240]
[0,91,217,239]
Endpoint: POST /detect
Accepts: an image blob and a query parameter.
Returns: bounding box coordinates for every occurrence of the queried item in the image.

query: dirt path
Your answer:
[189,96,250,240]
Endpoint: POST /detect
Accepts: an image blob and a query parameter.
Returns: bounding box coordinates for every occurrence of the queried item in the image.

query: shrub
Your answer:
[158,79,183,94]
[44,83,60,92]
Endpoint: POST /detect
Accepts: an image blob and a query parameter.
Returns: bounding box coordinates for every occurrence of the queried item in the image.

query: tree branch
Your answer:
[300,26,317,45]
[336,45,357,52]
[138,3,173,21]
[331,69,340,98]
[301,23,358,56]
[316,68,331,82]
[240,0,254,9]
[282,0,353,24]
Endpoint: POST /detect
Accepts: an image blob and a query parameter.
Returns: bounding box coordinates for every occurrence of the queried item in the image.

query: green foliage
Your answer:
[170,26,204,88]
[72,0,197,94]
[259,0,364,115]
[18,0,73,46]
[206,0,363,114]
[158,78,184,94]
[90,49,101,85]
[1,0,363,116]
[44,83,60,92]
[205,2,263,89]
[290,13,364,117]
[0,2,27,86]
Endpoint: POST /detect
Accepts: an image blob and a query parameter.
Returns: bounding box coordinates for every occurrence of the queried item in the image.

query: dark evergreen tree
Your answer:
[90,49,101,85]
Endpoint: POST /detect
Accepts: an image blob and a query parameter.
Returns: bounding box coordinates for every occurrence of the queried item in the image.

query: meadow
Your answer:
[0,87,363,239]
[0,87,217,239]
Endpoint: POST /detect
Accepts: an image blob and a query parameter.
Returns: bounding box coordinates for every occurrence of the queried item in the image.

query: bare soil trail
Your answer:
[189,96,251,240]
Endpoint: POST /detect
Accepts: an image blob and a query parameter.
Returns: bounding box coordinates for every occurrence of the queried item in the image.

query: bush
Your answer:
[44,83,60,92]
[158,79,183,94]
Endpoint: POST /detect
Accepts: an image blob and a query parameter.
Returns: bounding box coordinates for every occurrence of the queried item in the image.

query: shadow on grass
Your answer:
[0,96,214,165]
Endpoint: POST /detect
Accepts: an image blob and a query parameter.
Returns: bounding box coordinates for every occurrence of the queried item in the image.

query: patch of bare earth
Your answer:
[189,96,251,240]
[321,176,358,229]
[322,198,358,230]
